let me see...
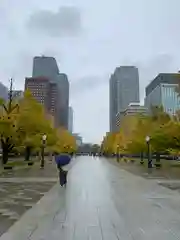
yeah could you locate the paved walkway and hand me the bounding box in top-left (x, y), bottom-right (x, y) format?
top-left (1, 156), bottom-right (180, 239)
top-left (0, 178), bottom-right (57, 183)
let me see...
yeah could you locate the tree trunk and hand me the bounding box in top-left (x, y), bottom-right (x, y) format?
top-left (1, 137), bottom-right (14, 165)
top-left (2, 147), bottom-right (8, 165)
top-left (25, 146), bottom-right (31, 161)
top-left (155, 152), bottom-right (161, 168)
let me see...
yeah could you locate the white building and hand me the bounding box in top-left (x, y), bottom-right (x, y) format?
top-left (123, 103), bottom-right (148, 116)
top-left (116, 102), bottom-right (148, 129)
top-left (12, 90), bottom-right (24, 100)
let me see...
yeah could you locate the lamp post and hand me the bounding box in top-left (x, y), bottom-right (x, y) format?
top-left (40, 134), bottom-right (47, 169)
top-left (117, 144), bottom-right (120, 162)
top-left (145, 136), bottom-right (152, 169)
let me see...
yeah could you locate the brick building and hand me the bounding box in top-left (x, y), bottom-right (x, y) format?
top-left (25, 77), bottom-right (59, 127)
top-left (32, 56), bottom-right (69, 129)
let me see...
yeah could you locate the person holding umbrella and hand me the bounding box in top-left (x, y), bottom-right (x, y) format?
top-left (55, 150), bottom-right (72, 187)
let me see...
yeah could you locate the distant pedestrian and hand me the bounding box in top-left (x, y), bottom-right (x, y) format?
top-left (55, 151), bottom-right (72, 187)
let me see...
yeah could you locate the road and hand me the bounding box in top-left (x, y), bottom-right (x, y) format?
top-left (1, 156), bottom-right (180, 239)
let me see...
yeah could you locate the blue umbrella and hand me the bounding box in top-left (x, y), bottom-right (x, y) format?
top-left (55, 154), bottom-right (71, 167)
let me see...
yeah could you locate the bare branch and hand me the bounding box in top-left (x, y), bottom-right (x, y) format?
top-left (11, 104), bottom-right (19, 113)
top-left (2, 104), bottom-right (8, 113)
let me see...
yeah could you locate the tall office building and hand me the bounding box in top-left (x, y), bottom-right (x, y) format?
top-left (68, 106), bottom-right (73, 133)
top-left (33, 56), bottom-right (59, 80)
top-left (109, 66), bottom-right (140, 132)
top-left (109, 74), bottom-right (118, 132)
top-left (56, 73), bottom-right (69, 129)
top-left (145, 73), bottom-right (180, 115)
top-left (32, 56), bottom-right (69, 129)
top-left (25, 77), bottom-right (59, 127)
top-left (145, 73), bottom-right (180, 97)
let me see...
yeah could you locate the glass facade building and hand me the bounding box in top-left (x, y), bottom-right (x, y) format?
top-left (109, 66), bottom-right (139, 132)
top-left (145, 83), bottom-right (180, 115)
top-left (145, 73), bottom-right (180, 97)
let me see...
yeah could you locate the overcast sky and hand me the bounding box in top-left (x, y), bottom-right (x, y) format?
top-left (1, 0), bottom-right (180, 143)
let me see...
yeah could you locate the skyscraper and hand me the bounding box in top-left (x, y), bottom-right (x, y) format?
top-left (145, 73), bottom-right (180, 97)
top-left (68, 106), bottom-right (73, 133)
top-left (32, 56), bottom-right (69, 129)
top-left (109, 66), bottom-right (140, 132)
top-left (32, 56), bottom-right (59, 80)
top-left (109, 74), bottom-right (118, 132)
top-left (25, 77), bottom-right (59, 126)
top-left (56, 73), bottom-right (69, 129)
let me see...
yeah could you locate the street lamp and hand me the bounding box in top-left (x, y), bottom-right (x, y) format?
top-left (117, 144), bottom-right (120, 162)
top-left (40, 134), bottom-right (47, 169)
top-left (145, 136), bottom-right (152, 169)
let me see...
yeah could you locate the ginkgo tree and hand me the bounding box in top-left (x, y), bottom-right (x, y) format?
top-left (151, 120), bottom-right (180, 154)
top-left (52, 127), bottom-right (77, 154)
top-left (16, 90), bottom-right (58, 160)
top-left (101, 106), bottom-right (175, 161)
top-left (0, 79), bottom-right (20, 164)
top-left (16, 91), bottom-right (77, 160)
top-left (101, 132), bottom-right (117, 156)
top-left (0, 81), bottom-right (78, 165)
top-left (126, 116), bottom-right (152, 154)
top-left (126, 106), bottom-right (171, 157)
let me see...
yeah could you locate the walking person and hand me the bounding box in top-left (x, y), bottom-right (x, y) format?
top-left (55, 151), bottom-right (72, 187)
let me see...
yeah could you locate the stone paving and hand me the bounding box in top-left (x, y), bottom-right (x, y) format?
top-left (0, 161), bottom-right (58, 237)
top-left (1, 156), bottom-right (180, 239)
top-left (110, 158), bottom-right (180, 180)
top-left (0, 181), bottom-right (56, 237)
top-left (110, 158), bottom-right (180, 192)
top-left (0, 159), bottom-right (57, 178)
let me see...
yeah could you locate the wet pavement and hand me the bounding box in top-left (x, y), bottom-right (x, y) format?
top-left (110, 158), bottom-right (180, 180)
top-left (1, 156), bottom-right (180, 239)
top-left (0, 181), bottom-right (56, 236)
top-left (0, 161), bottom-right (58, 237)
top-left (0, 159), bottom-right (57, 178)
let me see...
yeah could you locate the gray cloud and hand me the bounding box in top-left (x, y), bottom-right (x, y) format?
top-left (140, 54), bottom-right (176, 79)
top-left (27, 6), bottom-right (82, 37)
top-left (71, 54), bottom-right (178, 100)
top-left (70, 75), bottom-right (108, 96)
top-left (138, 54), bottom-right (178, 102)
